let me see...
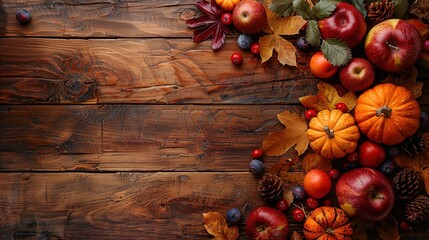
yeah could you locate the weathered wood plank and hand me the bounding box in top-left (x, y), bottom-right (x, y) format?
top-left (0, 38), bottom-right (316, 104)
top-left (0, 0), bottom-right (197, 38)
top-left (0, 105), bottom-right (299, 171)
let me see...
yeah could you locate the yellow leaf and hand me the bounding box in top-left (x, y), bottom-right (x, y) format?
top-left (203, 212), bottom-right (239, 240)
top-left (266, 8), bottom-right (306, 35)
top-left (299, 82), bottom-right (357, 112)
top-left (261, 111), bottom-right (309, 156)
top-left (269, 158), bottom-right (298, 176)
top-left (302, 153), bottom-right (332, 173)
top-left (382, 67), bottom-right (423, 98)
top-left (260, 35), bottom-right (297, 66)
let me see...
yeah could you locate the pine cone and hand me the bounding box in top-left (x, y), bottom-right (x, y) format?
top-left (401, 132), bottom-right (425, 157)
top-left (393, 168), bottom-right (420, 200)
top-left (258, 174), bottom-right (284, 203)
top-left (405, 195), bottom-right (429, 224)
top-left (367, 0), bottom-right (395, 25)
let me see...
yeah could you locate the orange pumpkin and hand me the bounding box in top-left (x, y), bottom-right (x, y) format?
top-left (307, 110), bottom-right (360, 159)
top-left (354, 83), bottom-right (420, 145)
top-left (215, 0), bottom-right (240, 11)
top-left (303, 206), bottom-right (353, 240)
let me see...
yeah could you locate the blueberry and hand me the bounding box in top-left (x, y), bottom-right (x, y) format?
top-left (226, 208), bottom-right (242, 225)
top-left (292, 186), bottom-right (305, 200)
top-left (379, 159), bottom-right (395, 175)
top-left (249, 159), bottom-right (264, 175)
top-left (421, 112), bottom-right (429, 125)
top-left (386, 145), bottom-right (401, 157)
top-left (237, 34), bottom-right (253, 50)
top-left (16, 9), bottom-right (31, 25)
top-left (296, 35), bottom-right (311, 51)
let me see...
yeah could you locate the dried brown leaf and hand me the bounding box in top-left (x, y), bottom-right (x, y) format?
top-left (352, 216), bottom-right (399, 240)
top-left (302, 153), bottom-right (332, 173)
top-left (382, 67), bottom-right (423, 98)
top-left (290, 231), bottom-right (303, 240)
top-left (299, 82), bottom-right (357, 112)
top-left (261, 111), bottom-right (309, 156)
top-left (269, 158), bottom-right (298, 176)
top-left (410, 0), bottom-right (429, 20)
top-left (203, 212), bottom-right (239, 240)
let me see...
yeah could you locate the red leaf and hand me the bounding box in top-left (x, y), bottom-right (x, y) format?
top-left (193, 24), bottom-right (217, 43)
top-left (197, 0), bottom-right (222, 18)
top-left (186, 16), bottom-right (217, 28)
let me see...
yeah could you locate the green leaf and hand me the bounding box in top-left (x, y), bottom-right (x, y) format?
top-left (320, 39), bottom-right (352, 66)
top-left (305, 20), bottom-right (320, 47)
top-left (349, 0), bottom-right (367, 17)
top-left (292, 0), bottom-right (316, 20)
top-left (392, 0), bottom-right (409, 19)
top-left (269, 0), bottom-right (294, 17)
top-left (314, 0), bottom-right (339, 19)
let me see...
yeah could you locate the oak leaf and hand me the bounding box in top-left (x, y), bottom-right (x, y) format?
top-left (260, 6), bottom-right (306, 66)
top-left (299, 82), bottom-right (357, 112)
top-left (261, 111), bottom-right (309, 156)
top-left (203, 212), bottom-right (239, 240)
top-left (393, 134), bottom-right (429, 195)
top-left (302, 153), bottom-right (332, 173)
top-left (382, 67), bottom-right (423, 98)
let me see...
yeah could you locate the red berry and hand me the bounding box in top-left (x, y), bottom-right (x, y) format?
top-left (251, 148), bottom-right (264, 159)
top-left (399, 220), bottom-right (412, 231)
top-left (335, 102), bottom-right (348, 113)
top-left (306, 197), bottom-right (319, 209)
top-left (220, 12), bottom-right (233, 26)
top-left (328, 168), bottom-right (340, 180)
top-left (275, 198), bottom-right (289, 212)
top-left (292, 208), bottom-right (305, 222)
top-left (424, 39), bottom-right (429, 53)
top-left (322, 198), bottom-right (332, 206)
top-left (231, 52), bottom-right (243, 66)
top-left (346, 151), bottom-right (359, 163)
top-left (305, 109), bottom-right (317, 120)
top-left (250, 42), bottom-right (260, 55)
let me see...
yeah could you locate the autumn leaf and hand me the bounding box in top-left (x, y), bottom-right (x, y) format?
top-left (290, 231), bottom-right (303, 240)
top-left (302, 153), bottom-right (332, 173)
top-left (282, 171), bottom-right (306, 207)
top-left (352, 216), bottom-right (399, 240)
top-left (382, 67), bottom-right (423, 98)
top-left (299, 81), bottom-right (357, 112)
top-left (261, 111), bottom-right (309, 156)
top-left (203, 212), bottom-right (239, 240)
top-left (269, 158), bottom-right (298, 176)
top-left (260, 6), bottom-right (306, 66)
top-left (393, 133), bottom-right (429, 195)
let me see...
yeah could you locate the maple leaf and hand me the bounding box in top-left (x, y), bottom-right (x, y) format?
top-left (261, 111), bottom-right (309, 156)
top-left (186, 0), bottom-right (231, 50)
top-left (302, 153), bottom-right (332, 173)
top-left (382, 67), bottom-right (423, 98)
top-left (393, 133), bottom-right (429, 195)
top-left (203, 212), bottom-right (239, 240)
top-left (268, 158), bottom-right (301, 207)
top-left (260, 6), bottom-right (306, 66)
top-left (352, 216), bottom-right (399, 240)
top-left (299, 81), bottom-right (357, 112)
top-left (290, 231), bottom-right (303, 240)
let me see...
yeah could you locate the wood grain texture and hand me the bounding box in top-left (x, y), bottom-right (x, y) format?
top-left (0, 38), bottom-right (316, 104)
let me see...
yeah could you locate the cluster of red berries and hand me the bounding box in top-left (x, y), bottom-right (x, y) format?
top-left (230, 43), bottom-right (260, 66)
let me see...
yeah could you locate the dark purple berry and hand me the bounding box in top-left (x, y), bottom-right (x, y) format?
top-left (226, 208), bottom-right (242, 225)
top-left (386, 145), bottom-right (401, 157)
top-left (237, 34), bottom-right (253, 50)
top-left (292, 185), bottom-right (305, 200)
top-left (296, 35), bottom-right (311, 51)
top-left (421, 112), bottom-right (429, 125)
top-left (16, 9), bottom-right (31, 25)
top-left (379, 159), bottom-right (395, 175)
top-left (249, 159), bottom-right (264, 175)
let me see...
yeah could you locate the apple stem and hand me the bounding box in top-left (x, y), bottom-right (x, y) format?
top-left (376, 106), bottom-right (392, 118)
top-left (323, 126), bottom-right (335, 138)
top-left (386, 42), bottom-right (400, 51)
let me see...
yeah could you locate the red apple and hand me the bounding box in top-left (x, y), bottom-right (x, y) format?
top-left (246, 206), bottom-right (289, 240)
top-left (365, 19), bottom-right (422, 72)
top-left (336, 168), bottom-right (394, 221)
top-left (339, 58), bottom-right (375, 92)
top-left (318, 2), bottom-right (367, 48)
top-left (232, 0), bottom-right (268, 35)
top-left (358, 140), bottom-right (386, 168)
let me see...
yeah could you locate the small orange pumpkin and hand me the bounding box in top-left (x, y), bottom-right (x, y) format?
top-left (303, 206), bottom-right (353, 240)
top-left (354, 83), bottom-right (420, 145)
top-left (307, 110), bottom-right (360, 159)
top-left (215, 0), bottom-right (240, 11)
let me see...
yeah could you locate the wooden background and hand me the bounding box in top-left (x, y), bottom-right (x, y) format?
top-left (0, 0), bottom-right (428, 239)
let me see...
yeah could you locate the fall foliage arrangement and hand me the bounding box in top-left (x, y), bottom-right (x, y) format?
top-left (185, 0), bottom-right (429, 239)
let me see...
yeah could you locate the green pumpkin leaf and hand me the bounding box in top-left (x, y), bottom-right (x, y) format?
top-left (320, 39), bottom-right (352, 66)
top-left (314, 0), bottom-right (340, 19)
top-left (292, 0), bottom-right (316, 20)
top-left (305, 20), bottom-right (321, 47)
top-left (348, 0), bottom-right (367, 17)
top-left (269, 0), bottom-right (294, 17)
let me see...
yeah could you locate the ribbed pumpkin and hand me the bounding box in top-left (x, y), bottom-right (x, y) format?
top-left (303, 206), bottom-right (353, 240)
top-left (354, 83), bottom-right (420, 145)
top-left (307, 110), bottom-right (360, 159)
top-left (215, 0), bottom-right (240, 11)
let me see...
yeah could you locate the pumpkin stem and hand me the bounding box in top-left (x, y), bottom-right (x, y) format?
top-left (376, 106), bottom-right (392, 118)
top-left (323, 126), bottom-right (335, 138)
top-left (326, 228), bottom-right (335, 235)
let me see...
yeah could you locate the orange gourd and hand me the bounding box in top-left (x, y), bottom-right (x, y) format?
top-left (215, 0), bottom-right (240, 11)
top-left (354, 83), bottom-right (420, 145)
top-left (303, 206), bottom-right (353, 240)
top-left (307, 110), bottom-right (360, 159)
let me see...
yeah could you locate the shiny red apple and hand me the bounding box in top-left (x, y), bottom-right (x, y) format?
top-left (318, 2), bottom-right (367, 48)
top-left (365, 19), bottom-right (422, 72)
top-left (339, 57), bottom-right (375, 92)
top-left (232, 0), bottom-right (268, 35)
top-left (336, 168), bottom-right (394, 221)
top-left (246, 206), bottom-right (289, 240)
